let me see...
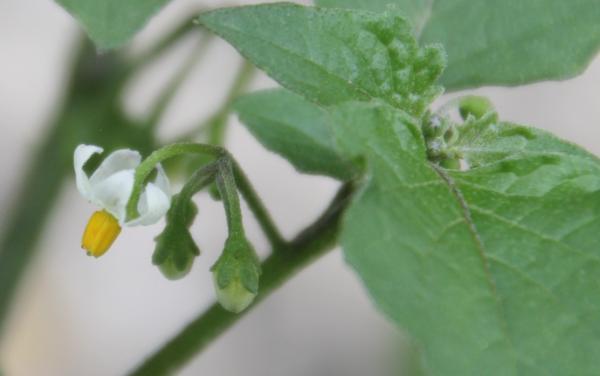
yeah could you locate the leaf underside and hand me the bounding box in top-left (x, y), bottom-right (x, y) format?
top-left (235, 89), bottom-right (355, 180)
top-left (56, 0), bottom-right (171, 49)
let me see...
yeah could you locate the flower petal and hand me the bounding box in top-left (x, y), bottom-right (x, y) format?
top-left (89, 149), bottom-right (141, 186)
top-left (90, 169), bottom-right (135, 223)
top-left (126, 182), bottom-right (170, 226)
top-left (154, 164), bottom-right (171, 197)
top-left (74, 144), bottom-right (103, 201)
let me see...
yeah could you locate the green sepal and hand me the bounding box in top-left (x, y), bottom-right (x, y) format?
top-left (211, 234), bottom-right (261, 313)
top-left (152, 194), bottom-right (200, 280)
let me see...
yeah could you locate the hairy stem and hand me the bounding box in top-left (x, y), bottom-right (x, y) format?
top-left (208, 59), bottom-right (255, 145)
top-left (179, 162), bottom-right (219, 200)
top-left (215, 158), bottom-right (245, 236)
top-left (126, 143), bottom-right (224, 221)
top-left (231, 160), bottom-right (285, 248)
top-left (128, 182), bottom-right (354, 376)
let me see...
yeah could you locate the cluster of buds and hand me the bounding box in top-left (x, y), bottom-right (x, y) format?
top-left (74, 144), bottom-right (261, 313)
top-left (422, 96), bottom-right (495, 169)
top-left (422, 114), bottom-right (462, 169)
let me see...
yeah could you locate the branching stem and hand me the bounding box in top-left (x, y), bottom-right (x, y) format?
top-left (215, 158), bottom-right (245, 236)
top-left (126, 144), bottom-right (284, 251)
top-left (128, 182), bottom-right (354, 376)
top-left (231, 160), bottom-right (286, 248)
top-left (126, 143), bottom-right (224, 221)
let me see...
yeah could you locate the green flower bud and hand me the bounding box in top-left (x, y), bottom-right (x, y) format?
top-left (458, 96), bottom-right (494, 120)
top-left (422, 114), bottom-right (446, 139)
top-left (443, 124), bottom-right (459, 144)
top-left (157, 253), bottom-right (195, 280)
top-left (211, 235), bottom-right (261, 313)
top-left (153, 195), bottom-right (200, 280)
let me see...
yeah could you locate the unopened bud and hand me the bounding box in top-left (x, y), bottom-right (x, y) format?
top-left (211, 235), bottom-right (261, 313)
top-left (459, 96), bottom-right (494, 120)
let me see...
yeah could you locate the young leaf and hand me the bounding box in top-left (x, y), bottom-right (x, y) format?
top-left (235, 89), bottom-right (355, 180)
top-left (328, 101), bottom-right (600, 374)
top-left (56, 0), bottom-right (172, 49)
top-left (316, 0), bottom-right (600, 90)
top-left (315, 0), bottom-right (431, 32)
top-left (199, 4), bottom-right (445, 117)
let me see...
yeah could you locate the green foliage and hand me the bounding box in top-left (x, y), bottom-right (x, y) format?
top-left (202, 2), bottom-right (600, 373)
top-left (211, 235), bottom-right (261, 313)
top-left (25, 1), bottom-right (600, 373)
top-left (235, 84), bottom-right (600, 373)
top-left (153, 194), bottom-right (200, 280)
top-left (199, 3), bottom-right (445, 117)
top-left (235, 89), bottom-right (355, 180)
top-left (327, 101), bottom-right (600, 374)
top-left (316, 0), bottom-right (600, 89)
top-left (56, 0), bottom-right (172, 49)
top-left (315, 0), bottom-right (431, 32)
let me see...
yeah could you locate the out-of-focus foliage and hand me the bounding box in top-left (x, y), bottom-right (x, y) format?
top-left (56, 0), bottom-right (172, 49)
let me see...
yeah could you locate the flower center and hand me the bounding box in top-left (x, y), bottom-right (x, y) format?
top-left (81, 210), bottom-right (122, 257)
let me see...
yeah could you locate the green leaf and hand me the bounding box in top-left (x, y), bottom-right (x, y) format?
top-left (328, 101), bottom-right (600, 374)
top-left (199, 4), bottom-right (445, 117)
top-left (446, 110), bottom-right (598, 172)
top-left (316, 0), bottom-right (600, 89)
top-left (315, 0), bottom-right (431, 32)
top-left (235, 89), bottom-right (355, 180)
top-left (153, 194), bottom-right (200, 280)
top-left (56, 0), bottom-right (171, 49)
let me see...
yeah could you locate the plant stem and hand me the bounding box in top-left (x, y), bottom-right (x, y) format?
top-left (208, 59), bottom-right (255, 145)
top-left (128, 182), bottom-right (355, 376)
top-left (126, 143), bottom-right (224, 221)
top-left (179, 162), bottom-right (219, 200)
top-left (215, 158), bottom-right (245, 236)
top-left (0, 108), bottom-right (72, 334)
top-left (174, 59), bottom-right (255, 143)
top-left (231, 160), bottom-right (286, 248)
top-left (125, 12), bottom-right (202, 72)
top-left (145, 34), bottom-right (213, 132)
top-left (0, 38), bottom-right (139, 334)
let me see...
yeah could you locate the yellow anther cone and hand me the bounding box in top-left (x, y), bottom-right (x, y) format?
top-left (81, 210), bottom-right (121, 257)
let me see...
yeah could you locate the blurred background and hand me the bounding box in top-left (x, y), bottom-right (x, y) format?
top-left (0, 0), bottom-right (599, 375)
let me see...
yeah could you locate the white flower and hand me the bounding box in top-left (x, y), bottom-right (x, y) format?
top-left (74, 144), bottom-right (171, 256)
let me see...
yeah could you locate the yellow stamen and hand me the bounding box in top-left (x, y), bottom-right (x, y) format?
top-left (81, 210), bottom-right (121, 257)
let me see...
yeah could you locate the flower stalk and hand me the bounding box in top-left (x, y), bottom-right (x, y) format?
top-left (129, 182), bottom-right (355, 376)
